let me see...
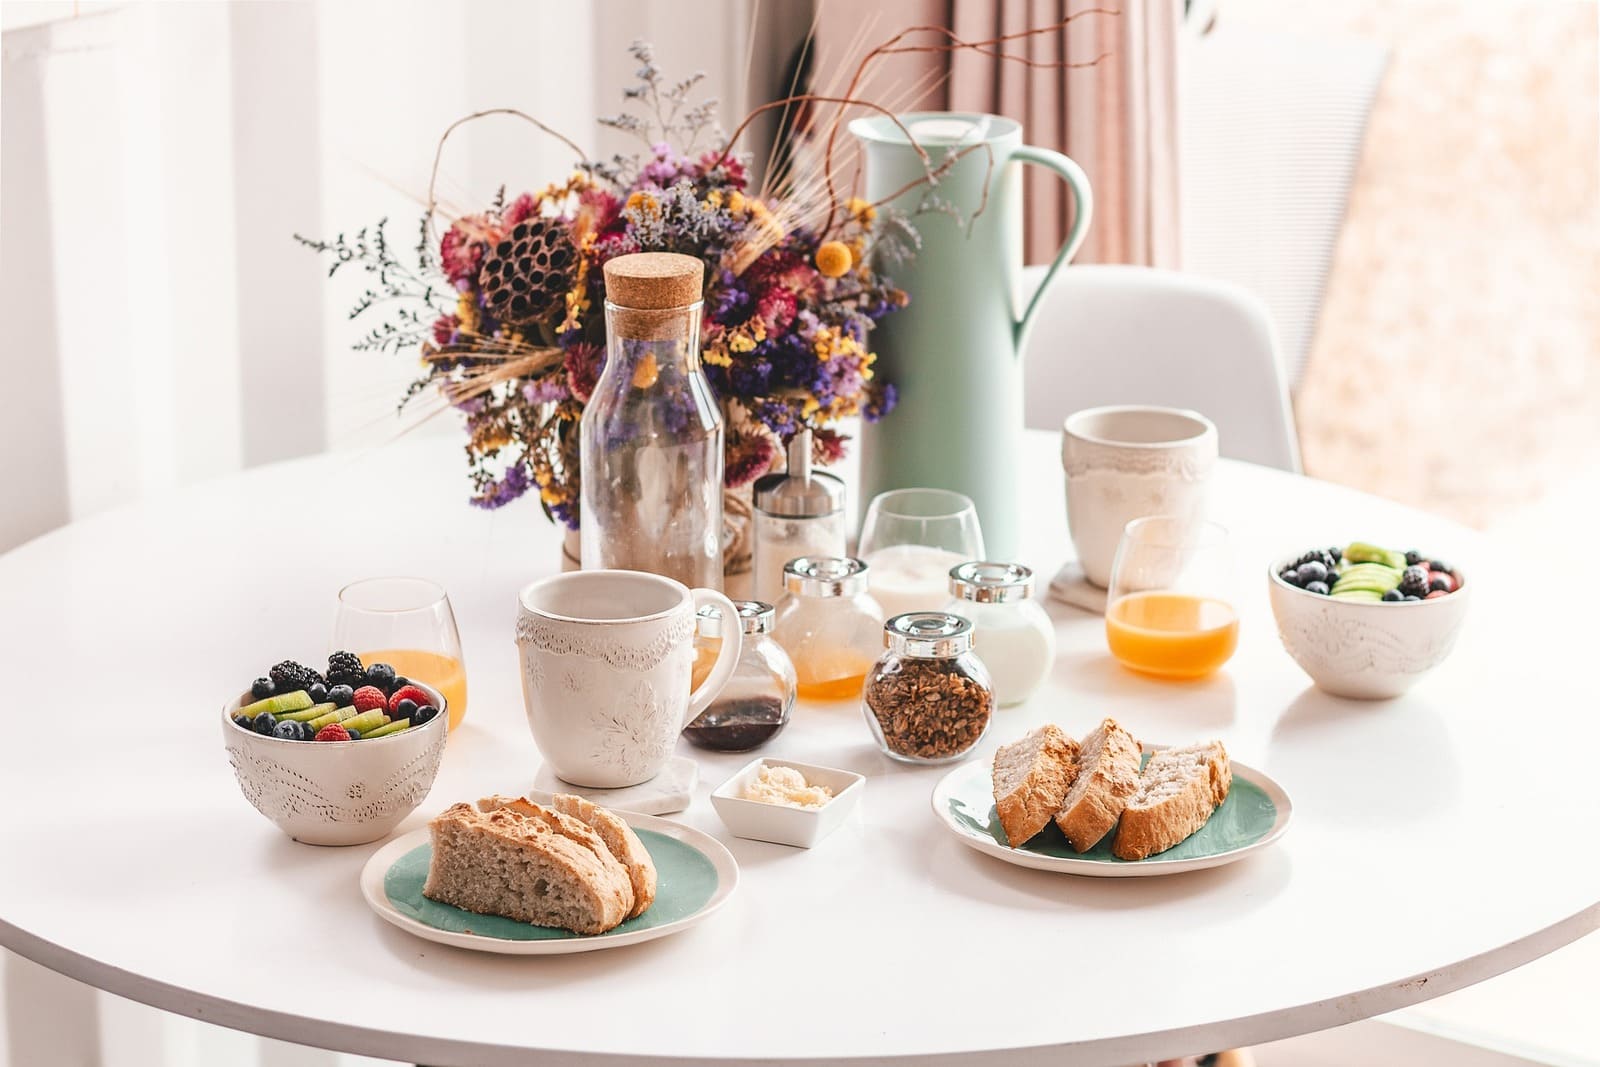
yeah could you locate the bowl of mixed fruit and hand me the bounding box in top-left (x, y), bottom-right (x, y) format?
top-left (1268, 541), bottom-right (1470, 699)
top-left (221, 652), bottom-right (449, 845)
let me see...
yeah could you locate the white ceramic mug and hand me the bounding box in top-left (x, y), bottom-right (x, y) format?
top-left (516, 570), bottom-right (743, 788)
top-left (1062, 406), bottom-right (1218, 588)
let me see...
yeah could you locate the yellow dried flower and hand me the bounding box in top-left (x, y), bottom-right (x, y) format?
top-left (815, 241), bottom-right (852, 278)
top-left (727, 190), bottom-right (747, 214)
top-left (631, 352), bottom-right (659, 389)
top-left (847, 197), bottom-right (876, 223)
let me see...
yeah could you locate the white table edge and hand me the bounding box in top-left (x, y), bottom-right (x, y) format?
top-left (5, 901), bottom-right (1596, 1065)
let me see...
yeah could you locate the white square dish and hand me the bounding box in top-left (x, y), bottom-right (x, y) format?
top-left (710, 758), bottom-right (864, 848)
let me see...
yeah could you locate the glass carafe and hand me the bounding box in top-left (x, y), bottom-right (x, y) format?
top-left (580, 252), bottom-right (724, 589)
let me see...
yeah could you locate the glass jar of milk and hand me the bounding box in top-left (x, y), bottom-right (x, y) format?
top-left (941, 562), bottom-right (1055, 707)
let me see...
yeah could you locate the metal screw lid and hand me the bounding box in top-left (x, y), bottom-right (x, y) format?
top-left (884, 612), bottom-right (974, 658)
top-left (697, 601), bottom-right (775, 638)
top-left (948, 561), bottom-right (1036, 604)
top-left (753, 430), bottom-right (845, 518)
top-left (783, 556), bottom-right (869, 598)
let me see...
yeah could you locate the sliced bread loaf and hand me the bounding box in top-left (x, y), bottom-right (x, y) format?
top-left (1053, 718), bottom-right (1142, 852)
top-left (992, 725), bottom-right (1080, 846)
top-left (1112, 741), bottom-right (1231, 860)
top-left (423, 797), bottom-right (634, 934)
top-left (553, 793), bottom-right (657, 918)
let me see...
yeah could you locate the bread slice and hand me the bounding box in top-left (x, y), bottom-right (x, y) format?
top-left (992, 725), bottom-right (1080, 846)
top-left (552, 793), bottom-right (657, 918)
top-left (423, 797), bottom-right (634, 934)
top-left (1053, 718), bottom-right (1142, 851)
top-left (1113, 741), bottom-right (1232, 860)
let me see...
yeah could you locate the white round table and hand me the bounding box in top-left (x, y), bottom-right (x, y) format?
top-left (1, 431), bottom-right (1595, 1066)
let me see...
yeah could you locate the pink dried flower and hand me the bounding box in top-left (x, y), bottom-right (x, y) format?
top-left (725, 429), bottom-right (779, 488)
top-left (502, 192), bottom-right (538, 226)
top-left (563, 342), bottom-right (603, 403)
top-left (440, 224), bottom-right (485, 287)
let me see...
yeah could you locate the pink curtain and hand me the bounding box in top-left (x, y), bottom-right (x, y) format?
top-left (814, 0), bottom-right (1182, 267)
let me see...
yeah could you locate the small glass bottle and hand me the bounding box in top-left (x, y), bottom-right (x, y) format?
top-left (683, 601), bottom-right (797, 752)
top-left (941, 562), bottom-right (1055, 707)
top-left (863, 612), bottom-right (994, 764)
top-left (690, 604), bottom-right (724, 691)
top-left (751, 429), bottom-right (847, 603)
top-left (580, 252), bottom-right (724, 589)
top-left (772, 557), bottom-right (885, 701)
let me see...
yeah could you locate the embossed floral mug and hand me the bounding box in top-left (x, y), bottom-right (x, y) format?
top-left (1063, 406), bottom-right (1219, 588)
top-left (516, 570), bottom-right (742, 788)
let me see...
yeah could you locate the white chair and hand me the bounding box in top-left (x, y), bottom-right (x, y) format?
top-left (1020, 264), bottom-right (1302, 473)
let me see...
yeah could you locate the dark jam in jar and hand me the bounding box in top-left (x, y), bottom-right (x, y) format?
top-left (682, 696), bottom-right (789, 752)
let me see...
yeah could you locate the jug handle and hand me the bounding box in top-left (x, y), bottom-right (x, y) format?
top-left (1009, 145), bottom-right (1094, 354)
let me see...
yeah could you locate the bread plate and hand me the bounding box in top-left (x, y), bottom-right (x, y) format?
top-left (359, 809), bottom-right (738, 954)
top-left (931, 747), bottom-right (1291, 877)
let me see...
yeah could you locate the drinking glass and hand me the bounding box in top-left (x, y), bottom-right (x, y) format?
top-left (332, 577), bottom-right (468, 730)
top-left (858, 489), bottom-right (986, 619)
top-left (1104, 517), bottom-right (1238, 679)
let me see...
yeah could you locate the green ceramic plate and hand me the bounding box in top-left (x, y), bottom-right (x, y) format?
top-left (931, 748), bottom-right (1291, 877)
top-left (359, 811), bottom-right (738, 953)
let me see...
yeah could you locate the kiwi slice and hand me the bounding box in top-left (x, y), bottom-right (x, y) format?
top-left (362, 718), bottom-right (410, 739)
top-left (306, 704), bottom-right (362, 731)
top-left (236, 691), bottom-right (313, 718)
top-left (339, 709), bottom-right (390, 735)
top-left (281, 702), bottom-right (336, 723)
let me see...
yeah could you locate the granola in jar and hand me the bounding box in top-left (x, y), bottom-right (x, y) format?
top-left (863, 612), bottom-right (993, 763)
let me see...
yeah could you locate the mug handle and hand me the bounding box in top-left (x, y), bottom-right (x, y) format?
top-left (1009, 145), bottom-right (1094, 353)
top-left (685, 590), bottom-right (743, 726)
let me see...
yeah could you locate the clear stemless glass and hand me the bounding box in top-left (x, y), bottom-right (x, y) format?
top-left (332, 577), bottom-right (468, 731)
top-left (857, 488), bottom-right (986, 619)
top-left (1105, 517), bottom-right (1238, 679)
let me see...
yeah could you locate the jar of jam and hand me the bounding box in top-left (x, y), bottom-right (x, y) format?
top-left (863, 612), bottom-right (994, 764)
top-left (683, 601), bottom-right (797, 752)
top-left (772, 557), bottom-right (885, 701)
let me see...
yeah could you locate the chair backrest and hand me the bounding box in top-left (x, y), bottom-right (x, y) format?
top-left (1020, 264), bottom-right (1302, 472)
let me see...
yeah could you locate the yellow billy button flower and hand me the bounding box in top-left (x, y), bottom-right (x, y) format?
top-left (847, 197), bottom-right (877, 223)
top-left (815, 240), bottom-right (852, 278)
top-left (727, 190), bottom-right (747, 214)
top-left (631, 352), bottom-right (659, 389)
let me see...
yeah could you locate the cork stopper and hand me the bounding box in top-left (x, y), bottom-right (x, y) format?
top-left (603, 252), bottom-right (704, 310)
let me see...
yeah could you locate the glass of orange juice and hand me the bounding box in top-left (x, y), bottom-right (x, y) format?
top-left (1105, 518), bottom-right (1238, 679)
top-left (333, 577), bottom-right (468, 730)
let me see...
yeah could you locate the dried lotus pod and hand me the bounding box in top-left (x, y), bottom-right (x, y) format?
top-left (478, 217), bottom-right (576, 325)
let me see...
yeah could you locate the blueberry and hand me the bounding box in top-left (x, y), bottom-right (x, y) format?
top-left (346, 728), bottom-right (361, 740)
top-left (232, 714), bottom-right (253, 729)
top-left (250, 677), bottom-right (275, 699)
top-left (307, 682), bottom-right (328, 704)
top-left (252, 711), bottom-right (278, 734)
top-left (389, 675), bottom-right (408, 694)
top-left (366, 663), bottom-right (396, 690)
top-left (328, 684), bottom-right (354, 707)
top-left (1329, 546), bottom-right (1344, 562)
top-left (272, 720), bottom-right (300, 739)
top-left (1429, 559), bottom-right (1451, 575)
top-left (414, 704), bottom-right (439, 726)
top-left (1405, 594), bottom-right (1422, 601)
top-left (1305, 580), bottom-right (1330, 595)
top-left (1280, 567), bottom-right (1304, 587)
top-left (1404, 549), bottom-right (1423, 567)
top-left (1296, 560), bottom-right (1329, 585)
top-left (396, 698), bottom-right (418, 717)
top-left (1382, 589), bottom-right (1405, 602)
top-left (1429, 575), bottom-right (1452, 593)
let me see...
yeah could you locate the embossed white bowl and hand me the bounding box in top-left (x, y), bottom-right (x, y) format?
top-left (221, 681), bottom-right (448, 846)
top-left (1268, 559), bottom-right (1471, 699)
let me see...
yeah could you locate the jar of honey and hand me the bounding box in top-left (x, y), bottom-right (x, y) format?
top-left (772, 557), bottom-right (885, 701)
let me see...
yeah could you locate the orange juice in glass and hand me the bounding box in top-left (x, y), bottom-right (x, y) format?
top-left (334, 578), bottom-right (468, 730)
top-left (1105, 518), bottom-right (1238, 679)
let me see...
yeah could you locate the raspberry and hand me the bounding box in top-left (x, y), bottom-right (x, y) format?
top-left (314, 723), bottom-right (351, 742)
top-left (351, 686), bottom-right (388, 712)
top-left (388, 685), bottom-right (430, 714)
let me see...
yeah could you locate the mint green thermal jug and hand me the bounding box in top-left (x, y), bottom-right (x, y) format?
top-left (851, 112), bottom-right (1092, 559)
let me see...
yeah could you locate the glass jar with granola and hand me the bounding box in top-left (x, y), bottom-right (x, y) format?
top-left (863, 612), bottom-right (994, 763)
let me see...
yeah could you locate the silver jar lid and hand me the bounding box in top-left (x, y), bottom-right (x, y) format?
top-left (697, 600), bottom-right (775, 638)
top-left (948, 561), bottom-right (1036, 604)
top-left (753, 429), bottom-right (845, 519)
top-left (783, 556), bottom-right (869, 597)
top-left (884, 612), bottom-right (974, 657)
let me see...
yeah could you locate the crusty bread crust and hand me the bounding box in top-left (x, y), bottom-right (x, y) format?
top-left (423, 797), bottom-right (634, 934)
top-left (1053, 718), bottom-right (1141, 852)
top-left (1112, 742), bottom-right (1231, 860)
top-left (553, 793), bottom-right (657, 918)
top-left (992, 725), bottom-right (1080, 847)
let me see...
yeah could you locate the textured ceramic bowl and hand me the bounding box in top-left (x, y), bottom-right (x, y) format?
top-left (221, 680), bottom-right (448, 846)
top-left (711, 758), bottom-right (864, 849)
top-left (1267, 558), bottom-right (1471, 699)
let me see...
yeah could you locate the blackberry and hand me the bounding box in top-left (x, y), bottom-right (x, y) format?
top-left (1296, 548), bottom-right (1337, 571)
top-left (269, 660), bottom-right (324, 695)
top-left (1399, 565), bottom-right (1430, 598)
top-left (326, 651), bottom-right (366, 690)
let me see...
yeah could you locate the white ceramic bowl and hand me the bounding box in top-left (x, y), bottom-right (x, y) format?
top-left (1267, 557), bottom-right (1471, 699)
top-left (711, 758), bottom-right (864, 849)
top-left (221, 681), bottom-right (449, 846)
